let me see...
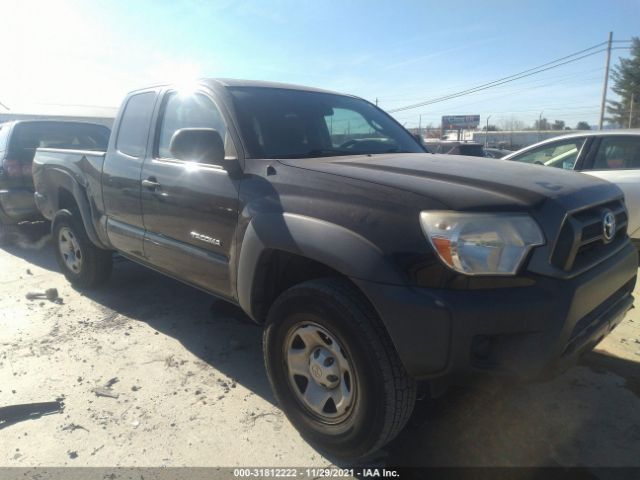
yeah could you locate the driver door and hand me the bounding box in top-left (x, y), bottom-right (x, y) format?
top-left (140, 89), bottom-right (240, 298)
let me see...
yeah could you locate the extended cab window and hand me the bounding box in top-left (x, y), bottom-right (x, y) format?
top-left (157, 92), bottom-right (227, 159)
top-left (116, 92), bottom-right (156, 157)
top-left (590, 136), bottom-right (640, 170)
top-left (510, 138), bottom-right (585, 169)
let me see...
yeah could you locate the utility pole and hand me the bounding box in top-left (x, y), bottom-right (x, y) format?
top-left (538, 111), bottom-right (544, 141)
top-left (418, 114), bottom-right (422, 137)
top-left (375, 97), bottom-right (378, 106)
top-left (630, 92), bottom-right (635, 129)
top-left (485, 115), bottom-right (491, 147)
top-left (598, 31), bottom-right (613, 131)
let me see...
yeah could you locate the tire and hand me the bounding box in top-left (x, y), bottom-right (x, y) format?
top-left (0, 217), bottom-right (17, 246)
top-left (263, 277), bottom-right (416, 460)
top-left (52, 209), bottom-right (113, 288)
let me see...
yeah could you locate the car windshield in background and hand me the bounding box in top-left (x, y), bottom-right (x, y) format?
top-left (8, 123), bottom-right (110, 160)
top-left (459, 144), bottom-right (485, 156)
top-left (229, 87), bottom-right (424, 159)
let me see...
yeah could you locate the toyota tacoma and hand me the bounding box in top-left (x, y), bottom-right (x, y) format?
top-left (32, 79), bottom-right (637, 459)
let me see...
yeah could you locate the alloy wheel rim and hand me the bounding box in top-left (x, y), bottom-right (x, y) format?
top-left (58, 226), bottom-right (83, 273)
top-left (284, 322), bottom-right (356, 424)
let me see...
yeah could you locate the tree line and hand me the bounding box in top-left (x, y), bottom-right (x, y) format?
top-left (607, 37), bottom-right (639, 128)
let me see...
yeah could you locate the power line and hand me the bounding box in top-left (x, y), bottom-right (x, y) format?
top-left (389, 74), bottom-right (605, 121)
top-left (379, 66), bottom-right (604, 104)
top-left (387, 42), bottom-right (608, 113)
top-left (381, 42), bottom-right (608, 104)
top-left (389, 48), bottom-right (607, 113)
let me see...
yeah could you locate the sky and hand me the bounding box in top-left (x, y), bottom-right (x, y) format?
top-left (1, 0), bottom-right (639, 129)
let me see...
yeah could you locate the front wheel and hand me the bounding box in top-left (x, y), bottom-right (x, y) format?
top-left (52, 209), bottom-right (113, 288)
top-left (263, 278), bottom-right (416, 460)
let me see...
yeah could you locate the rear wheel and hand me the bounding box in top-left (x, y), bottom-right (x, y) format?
top-left (0, 217), bottom-right (17, 246)
top-left (263, 278), bottom-right (416, 460)
top-left (52, 210), bottom-right (112, 288)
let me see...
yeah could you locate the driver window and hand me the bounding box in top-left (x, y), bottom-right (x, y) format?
top-left (512, 138), bottom-right (585, 169)
top-left (157, 92), bottom-right (227, 159)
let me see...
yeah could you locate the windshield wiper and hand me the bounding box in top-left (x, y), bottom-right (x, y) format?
top-left (382, 148), bottom-right (413, 154)
top-left (266, 148), bottom-right (415, 159)
top-left (266, 149), bottom-right (355, 159)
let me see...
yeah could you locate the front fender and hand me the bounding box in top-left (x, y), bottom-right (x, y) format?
top-left (236, 213), bottom-right (405, 319)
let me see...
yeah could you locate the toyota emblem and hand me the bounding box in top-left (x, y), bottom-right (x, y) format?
top-left (602, 210), bottom-right (616, 243)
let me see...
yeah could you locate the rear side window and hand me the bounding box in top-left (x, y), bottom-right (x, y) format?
top-left (590, 136), bottom-right (640, 170)
top-left (8, 123), bottom-right (109, 160)
top-left (116, 92), bottom-right (156, 157)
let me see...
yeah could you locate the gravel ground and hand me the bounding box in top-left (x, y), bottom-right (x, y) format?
top-left (1, 225), bottom-right (639, 468)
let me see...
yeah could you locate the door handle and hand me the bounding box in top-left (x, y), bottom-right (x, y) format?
top-left (141, 178), bottom-right (161, 190)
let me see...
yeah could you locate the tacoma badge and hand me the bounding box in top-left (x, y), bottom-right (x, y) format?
top-left (190, 231), bottom-right (221, 246)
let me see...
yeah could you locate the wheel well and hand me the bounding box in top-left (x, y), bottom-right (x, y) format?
top-left (251, 250), bottom-right (350, 323)
top-left (57, 188), bottom-right (78, 211)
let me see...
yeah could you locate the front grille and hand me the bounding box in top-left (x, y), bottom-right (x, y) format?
top-left (551, 199), bottom-right (628, 272)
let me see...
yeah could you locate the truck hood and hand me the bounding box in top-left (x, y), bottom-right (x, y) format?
top-left (278, 153), bottom-right (621, 211)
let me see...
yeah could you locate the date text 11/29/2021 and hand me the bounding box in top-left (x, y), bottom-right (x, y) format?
top-left (232, 468), bottom-right (399, 478)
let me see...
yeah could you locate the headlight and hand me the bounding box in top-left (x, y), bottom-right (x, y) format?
top-left (420, 211), bottom-right (545, 275)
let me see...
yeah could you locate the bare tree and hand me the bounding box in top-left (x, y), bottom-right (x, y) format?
top-left (499, 116), bottom-right (527, 131)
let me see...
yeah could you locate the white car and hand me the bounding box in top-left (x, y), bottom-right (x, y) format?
top-left (503, 130), bottom-right (640, 249)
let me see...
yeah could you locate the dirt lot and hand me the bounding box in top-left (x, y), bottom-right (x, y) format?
top-left (1, 225), bottom-right (640, 468)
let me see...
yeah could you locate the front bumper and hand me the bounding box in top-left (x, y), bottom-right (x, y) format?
top-left (0, 188), bottom-right (41, 224)
top-left (353, 242), bottom-right (637, 383)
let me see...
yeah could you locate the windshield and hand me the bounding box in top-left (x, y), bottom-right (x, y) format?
top-left (229, 87), bottom-right (424, 159)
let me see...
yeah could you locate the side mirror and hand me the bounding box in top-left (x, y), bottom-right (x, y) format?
top-left (169, 128), bottom-right (225, 165)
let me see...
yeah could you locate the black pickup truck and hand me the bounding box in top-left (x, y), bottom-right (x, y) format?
top-left (0, 120), bottom-right (109, 241)
top-left (32, 79), bottom-right (637, 459)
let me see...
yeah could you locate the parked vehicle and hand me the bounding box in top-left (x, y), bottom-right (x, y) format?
top-left (503, 130), bottom-right (640, 249)
top-left (0, 120), bottom-right (110, 241)
top-left (32, 80), bottom-right (637, 459)
top-left (483, 147), bottom-right (512, 158)
top-left (424, 140), bottom-right (485, 157)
